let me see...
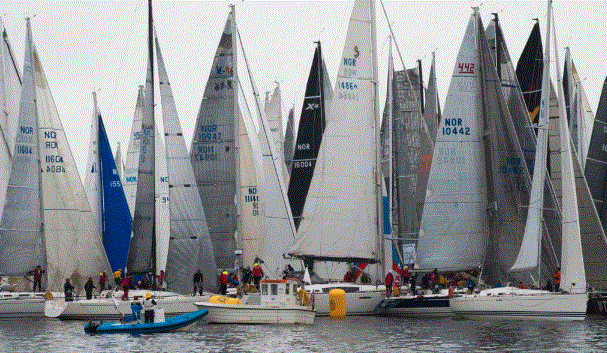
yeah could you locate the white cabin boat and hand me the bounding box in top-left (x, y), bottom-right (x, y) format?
top-left (44, 290), bottom-right (209, 320)
top-left (449, 287), bottom-right (587, 320)
top-left (195, 278), bottom-right (314, 324)
top-left (305, 283), bottom-right (384, 316)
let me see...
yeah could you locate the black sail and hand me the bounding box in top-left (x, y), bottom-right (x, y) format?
top-left (287, 43), bottom-right (327, 229)
top-left (585, 78), bottom-right (607, 230)
top-left (515, 22), bottom-right (543, 124)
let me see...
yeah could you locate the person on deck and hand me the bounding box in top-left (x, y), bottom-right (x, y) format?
top-left (385, 271), bottom-right (394, 298)
top-left (143, 292), bottom-right (156, 323)
top-left (402, 266), bottom-right (410, 286)
top-left (98, 271), bottom-right (107, 292)
top-left (30, 265), bottom-right (44, 292)
top-left (121, 276), bottom-right (131, 300)
top-left (219, 271), bottom-right (229, 295)
top-left (518, 281), bottom-right (528, 289)
top-left (228, 273), bottom-right (239, 287)
top-left (343, 269), bottom-right (355, 283)
top-left (64, 278), bottom-right (74, 302)
top-left (84, 277), bottom-right (95, 300)
top-left (114, 269), bottom-right (122, 289)
top-left (131, 296), bottom-right (142, 322)
top-left (252, 263), bottom-right (263, 287)
top-left (157, 270), bottom-right (165, 289)
top-left (193, 270), bottom-right (203, 296)
top-left (552, 267), bottom-right (561, 292)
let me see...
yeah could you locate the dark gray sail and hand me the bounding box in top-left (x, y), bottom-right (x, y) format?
top-left (127, 2), bottom-right (156, 275)
top-left (485, 17), bottom-right (562, 286)
top-left (424, 52), bottom-right (440, 143)
top-left (190, 14), bottom-right (238, 270)
top-left (380, 64), bottom-right (433, 257)
top-left (586, 77), bottom-right (607, 229)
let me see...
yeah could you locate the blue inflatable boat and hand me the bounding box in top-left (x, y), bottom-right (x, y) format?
top-left (84, 309), bottom-right (208, 334)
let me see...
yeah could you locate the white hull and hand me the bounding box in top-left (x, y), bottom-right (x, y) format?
top-left (306, 283), bottom-right (385, 316)
top-left (0, 292), bottom-right (59, 317)
top-left (449, 288), bottom-right (588, 321)
top-left (45, 290), bottom-right (209, 320)
top-left (195, 302), bottom-right (314, 325)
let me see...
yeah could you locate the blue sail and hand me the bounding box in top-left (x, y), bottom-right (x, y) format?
top-left (99, 115), bottom-right (132, 272)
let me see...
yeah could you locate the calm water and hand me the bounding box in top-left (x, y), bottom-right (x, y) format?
top-left (1, 315), bottom-right (607, 352)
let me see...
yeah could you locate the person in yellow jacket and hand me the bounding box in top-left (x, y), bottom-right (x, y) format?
top-left (113, 269), bottom-right (122, 289)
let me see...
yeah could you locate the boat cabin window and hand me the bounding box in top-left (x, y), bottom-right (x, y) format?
top-left (261, 284), bottom-right (268, 295)
top-left (293, 284), bottom-right (298, 295)
top-left (285, 283), bottom-right (290, 295)
top-left (271, 284), bottom-right (278, 295)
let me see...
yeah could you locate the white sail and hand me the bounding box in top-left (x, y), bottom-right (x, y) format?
top-left (156, 35), bottom-right (217, 294)
top-left (264, 84), bottom-right (289, 186)
top-left (0, 20), bottom-right (22, 217)
top-left (289, 0), bottom-right (380, 268)
top-left (416, 14), bottom-right (487, 271)
top-left (570, 60), bottom-right (594, 168)
top-left (34, 42), bottom-right (111, 292)
top-left (552, 20), bottom-right (585, 294)
top-left (84, 92), bottom-right (103, 239)
top-left (238, 33), bottom-right (301, 278)
top-left (155, 122), bottom-right (170, 273)
top-left (123, 86), bottom-right (144, 218)
top-left (510, 5), bottom-right (553, 273)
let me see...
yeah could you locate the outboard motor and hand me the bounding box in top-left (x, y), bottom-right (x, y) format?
top-left (85, 320), bottom-right (102, 334)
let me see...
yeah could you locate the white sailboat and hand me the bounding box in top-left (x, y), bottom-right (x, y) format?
top-left (2, 18), bottom-right (111, 317)
top-left (450, 1), bottom-right (588, 321)
top-left (287, 0), bottom-right (386, 316)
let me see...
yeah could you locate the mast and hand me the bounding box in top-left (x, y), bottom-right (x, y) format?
top-left (371, 0), bottom-right (383, 280)
top-left (148, 0), bottom-right (156, 279)
top-left (230, 4), bottom-right (243, 274)
top-left (387, 35), bottom-right (394, 274)
top-left (93, 91), bottom-right (104, 243)
top-left (417, 59), bottom-right (424, 115)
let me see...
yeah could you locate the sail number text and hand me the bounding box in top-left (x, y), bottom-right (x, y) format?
top-left (441, 118), bottom-right (470, 136)
top-left (198, 125), bottom-right (222, 141)
top-left (43, 131), bottom-right (65, 173)
top-left (193, 145), bottom-right (218, 161)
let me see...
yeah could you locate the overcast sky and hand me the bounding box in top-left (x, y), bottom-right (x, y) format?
top-left (0, 0), bottom-right (605, 177)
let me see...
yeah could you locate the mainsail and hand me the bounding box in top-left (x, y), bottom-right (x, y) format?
top-left (289, 0), bottom-right (381, 277)
top-left (263, 84), bottom-right (289, 186)
top-left (0, 20), bottom-right (22, 217)
top-left (156, 36), bottom-right (217, 294)
top-left (416, 13), bottom-right (487, 272)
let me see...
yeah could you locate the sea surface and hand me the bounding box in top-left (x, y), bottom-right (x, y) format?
top-left (1, 314), bottom-right (607, 352)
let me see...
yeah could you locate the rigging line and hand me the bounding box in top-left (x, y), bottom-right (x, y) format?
top-left (108, 0), bottom-right (143, 128)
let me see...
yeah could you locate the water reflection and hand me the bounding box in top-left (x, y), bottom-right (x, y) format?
top-left (0, 315), bottom-right (606, 352)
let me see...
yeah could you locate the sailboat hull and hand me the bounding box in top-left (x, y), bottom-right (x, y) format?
top-left (0, 292), bottom-right (62, 317)
top-left (449, 288), bottom-right (587, 321)
top-left (306, 283), bottom-right (385, 316)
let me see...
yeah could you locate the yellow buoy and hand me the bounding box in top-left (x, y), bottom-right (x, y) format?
top-left (329, 288), bottom-right (346, 318)
top-left (209, 295), bottom-right (242, 305)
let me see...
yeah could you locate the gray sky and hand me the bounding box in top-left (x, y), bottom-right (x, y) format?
top-left (0, 0), bottom-right (605, 177)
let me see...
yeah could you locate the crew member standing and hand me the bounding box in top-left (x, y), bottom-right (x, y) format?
top-left (143, 292), bottom-right (156, 323)
top-left (30, 266), bottom-right (44, 292)
top-left (552, 267), bottom-right (561, 292)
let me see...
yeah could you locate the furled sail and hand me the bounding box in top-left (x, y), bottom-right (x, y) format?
top-left (424, 51), bottom-right (440, 143)
top-left (283, 105), bottom-right (294, 174)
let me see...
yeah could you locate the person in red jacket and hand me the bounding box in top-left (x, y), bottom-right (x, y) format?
top-left (30, 265), bottom-right (44, 292)
top-left (121, 276), bottom-right (131, 300)
top-left (219, 271), bottom-right (229, 295)
top-left (98, 272), bottom-right (107, 293)
top-left (385, 272), bottom-right (394, 298)
top-left (252, 263), bottom-right (264, 287)
top-left (552, 267), bottom-right (561, 292)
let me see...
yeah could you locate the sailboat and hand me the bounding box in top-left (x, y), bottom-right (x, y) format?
top-left (2, 18), bottom-right (112, 317)
top-left (287, 0), bottom-right (387, 316)
top-left (84, 91), bottom-right (132, 274)
top-left (449, 1), bottom-right (588, 320)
